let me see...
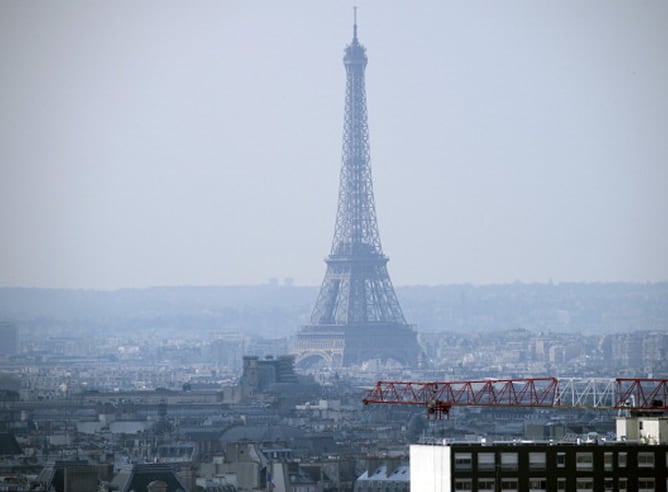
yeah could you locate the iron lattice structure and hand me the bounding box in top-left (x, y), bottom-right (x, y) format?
top-left (363, 377), bottom-right (668, 419)
top-left (294, 19), bottom-right (420, 368)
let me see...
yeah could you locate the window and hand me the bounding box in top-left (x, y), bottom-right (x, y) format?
top-left (454, 452), bottom-right (472, 470)
top-left (501, 478), bottom-right (518, 491)
top-left (604, 478), bottom-right (613, 491)
top-left (576, 477), bottom-right (593, 492)
top-left (454, 478), bottom-right (472, 490)
top-left (478, 478), bottom-right (495, 492)
top-left (618, 451), bottom-right (627, 467)
top-left (576, 452), bottom-right (593, 470)
top-left (557, 478), bottom-right (566, 491)
top-left (638, 451), bottom-right (655, 468)
top-left (529, 452), bottom-right (546, 470)
top-left (556, 452), bottom-right (566, 468)
top-left (529, 478), bottom-right (546, 491)
top-left (604, 452), bottom-right (613, 471)
top-left (478, 452), bottom-right (495, 471)
top-left (500, 452), bottom-right (518, 470)
top-left (638, 477), bottom-right (655, 492)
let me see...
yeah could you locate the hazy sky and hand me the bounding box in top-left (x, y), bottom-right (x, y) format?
top-left (1, 1), bottom-right (667, 289)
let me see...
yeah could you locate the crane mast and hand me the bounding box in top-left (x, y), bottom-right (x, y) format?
top-left (362, 377), bottom-right (668, 419)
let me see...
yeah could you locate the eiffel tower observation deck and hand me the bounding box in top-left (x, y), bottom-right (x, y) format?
top-left (293, 14), bottom-right (421, 369)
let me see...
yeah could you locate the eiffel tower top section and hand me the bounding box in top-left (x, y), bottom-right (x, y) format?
top-left (343, 10), bottom-right (367, 68)
top-left (330, 14), bottom-right (382, 259)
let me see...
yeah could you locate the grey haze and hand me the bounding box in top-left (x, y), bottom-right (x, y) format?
top-left (1, 1), bottom-right (666, 289)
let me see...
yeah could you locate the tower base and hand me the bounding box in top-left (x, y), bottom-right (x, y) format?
top-left (293, 323), bottom-right (420, 369)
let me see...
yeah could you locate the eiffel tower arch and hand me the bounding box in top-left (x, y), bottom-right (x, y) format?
top-left (293, 15), bottom-right (421, 369)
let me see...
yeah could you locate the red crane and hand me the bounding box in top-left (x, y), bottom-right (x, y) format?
top-left (362, 377), bottom-right (668, 419)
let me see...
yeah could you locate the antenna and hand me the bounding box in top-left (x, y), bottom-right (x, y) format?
top-left (353, 6), bottom-right (358, 40)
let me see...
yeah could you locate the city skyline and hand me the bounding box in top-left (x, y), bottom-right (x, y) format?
top-left (1, 1), bottom-right (667, 289)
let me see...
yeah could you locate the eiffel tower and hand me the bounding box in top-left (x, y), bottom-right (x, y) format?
top-left (293, 14), bottom-right (421, 368)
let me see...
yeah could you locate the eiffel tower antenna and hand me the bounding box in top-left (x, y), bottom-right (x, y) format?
top-left (353, 6), bottom-right (358, 40)
top-left (293, 16), bottom-right (421, 369)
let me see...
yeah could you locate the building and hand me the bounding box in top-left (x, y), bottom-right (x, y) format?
top-left (293, 13), bottom-right (421, 369)
top-left (237, 355), bottom-right (320, 406)
top-left (354, 457), bottom-right (409, 492)
top-left (239, 356), bottom-right (298, 392)
top-left (411, 440), bottom-right (668, 492)
top-left (617, 412), bottom-right (668, 445)
top-left (109, 463), bottom-right (190, 492)
top-left (0, 322), bottom-right (17, 356)
top-left (37, 461), bottom-right (113, 492)
top-left (410, 414), bottom-right (668, 491)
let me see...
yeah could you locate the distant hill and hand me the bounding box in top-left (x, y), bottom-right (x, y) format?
top-left (0, 285), bottom-right (317, 339)
top-left (1, 282), bottom-right (666, 337)
top-left (0, 285), bottom-right (317, 319)
top-left (397, 282), bottom-right (668, 335)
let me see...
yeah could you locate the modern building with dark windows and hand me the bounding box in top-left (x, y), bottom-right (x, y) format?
top-left (411, 414), bottom-right (668, 492)
top-left (412, 440), bottom-right (667, 492)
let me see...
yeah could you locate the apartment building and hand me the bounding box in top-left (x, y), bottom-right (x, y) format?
top-left (411, 440), bottom-right (667, 492)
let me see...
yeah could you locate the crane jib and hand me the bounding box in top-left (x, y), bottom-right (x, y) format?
top-left (362, 377), bottom-right (668, 419)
